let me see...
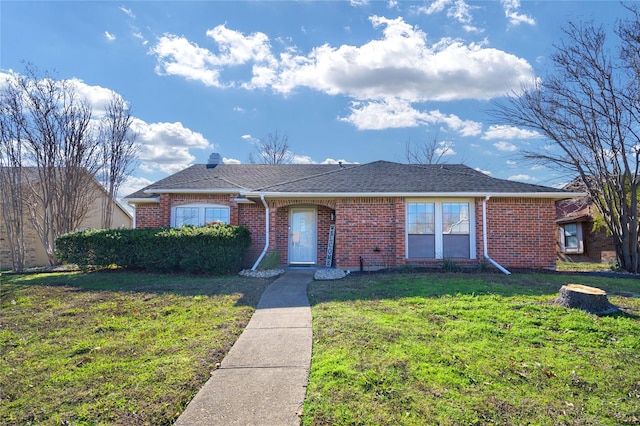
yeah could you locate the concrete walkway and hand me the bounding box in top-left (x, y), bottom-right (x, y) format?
top-left (174, 270), bottom-right (314, 426)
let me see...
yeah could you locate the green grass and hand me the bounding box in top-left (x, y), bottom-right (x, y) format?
top-left (0, 271), bottom-right (272, 426)
top-left (304, 272), bottom-right (640, 425)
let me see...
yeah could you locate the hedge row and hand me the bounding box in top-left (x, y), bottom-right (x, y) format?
top-left (56, 224), bottom-right (251, 274)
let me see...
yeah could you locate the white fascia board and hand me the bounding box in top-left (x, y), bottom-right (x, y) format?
top-left (240, 191), bottom-right (585, 199)
top-left (143, 188), bottom-right (243, 194)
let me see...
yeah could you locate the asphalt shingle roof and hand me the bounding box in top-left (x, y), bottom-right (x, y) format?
top-left (125, 161), bottom-right (568, 200)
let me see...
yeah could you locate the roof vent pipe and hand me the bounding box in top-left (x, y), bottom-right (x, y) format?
top-left (206, 153), bottom-right (222, 168)
top-left (482, 196), bottom-right (511, 275)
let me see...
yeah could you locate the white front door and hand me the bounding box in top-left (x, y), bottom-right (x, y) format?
top-left (289, 207), bottom-right (317, 264)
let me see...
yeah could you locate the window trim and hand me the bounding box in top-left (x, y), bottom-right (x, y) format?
top-left (406, 199), bottom-right (476, 259)
top-left (171, 203), bottom-right (230, 227)
top-left (559, 222), bottom-right (584, 254)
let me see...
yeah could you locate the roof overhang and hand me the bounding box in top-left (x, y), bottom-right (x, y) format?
top-left (124, 197), bottom-right (160, 205)
top-left (556, 213), bottom-right (592, 224)
top-left (126, 190), bottom-right (585, 203)
top-left (240, 191), bottom-right (585, 200)
top-left (144, 188), bottom-right (244, 194)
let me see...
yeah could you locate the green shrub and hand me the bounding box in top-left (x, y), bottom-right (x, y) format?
top-left (56, 224), bottom-right (251, 274)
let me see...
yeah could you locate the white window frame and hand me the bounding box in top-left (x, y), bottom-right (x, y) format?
top-left (559, 222), bottom-right (584, 254)
top-left (406, 199), bottom-right (476, 259)
top-left (171, 203), bottom-right (230, 228)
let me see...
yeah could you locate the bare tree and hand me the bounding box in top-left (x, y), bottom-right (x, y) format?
top-left (491, 8), bottom-right (640, 273)
top-left (248, 130), bottom-right (293, 164)
top-left (0, 89), bottom-right (26, 271)
top-left (403, 132), bottom-right (454, 165)
top-left (1, 64), bottom-right (100, 265)
top-left (99, 94), bottom-right (138, 228)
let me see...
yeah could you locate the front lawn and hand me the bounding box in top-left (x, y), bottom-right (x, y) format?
top-left (304, 272), bottom-right (640, 425)
top-left (0, 271), bottom-right (272, 425)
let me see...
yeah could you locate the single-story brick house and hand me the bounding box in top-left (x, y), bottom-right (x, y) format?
top-left (124, 155), bottom-right (580, 273)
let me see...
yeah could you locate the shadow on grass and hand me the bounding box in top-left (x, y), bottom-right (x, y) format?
top-left (1, 269), bottom-right (273, 308)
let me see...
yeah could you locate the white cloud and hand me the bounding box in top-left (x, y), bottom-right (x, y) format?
top-left (501, 0), bottom-right (535, 26)
top-left (287, 156), bottom-right (358, 165)
top-left (223, 157), bottom-right (241, 164)
top-left (340, 98), bottom-right (481, 135)
top-left (149, 16), bottom-right (535, 131)
top-left (133, 119), bottom-right (212, 174)
top-left (506, 160), bottom-right (517, 165)
top-left (493, 141), bottom-right (518, 152)
top-left (68, 78), bottom-right (121, 116)
top-left (1, 71), bottom-right (212, 178)
top-left (387, 0), bottom-right (399, 9)
top-left (415, 0), bottom-right (481, 32)
top-left (151, 35), bottom-right (224, 87)
top-left (273, 16), bottom-right (533, 101)
top-left (241, 134), bottom-right (260, 144)
top-left (482, 124), bottom-right (540, 140)
top-left (508, 174), bottom-right (536, 182)
top-left (151, 25), bottom-right (275, 88)
top-left (120, 176), bottom-right (153, 198)
top-left (205, 25), bottom-right (275, 66)
top-left (475, 167), bottom-right (492, 175)
top-left (320, 158), bottom-right (358, 165)
top-left (133, 32), bottom-right (148, 46)
top-left (104, 31), bottom-right (116, 42)
top-left (349, 0), bottom-right (369, 6)
top-left (291, 154), bottom-right (315, 164)
top-left (151, 16), bottom-right (535, 103)
top-left (119, 6), bottom-right (135, 19)
top-left (435, 141), bottom-right (456, 157)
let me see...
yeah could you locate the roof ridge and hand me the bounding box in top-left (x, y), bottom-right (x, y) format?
top-left (254, 163), bottom-right (359, 191)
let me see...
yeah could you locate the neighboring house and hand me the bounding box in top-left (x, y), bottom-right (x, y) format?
top-left (556, 179), bottom-right (616, 264)
top-left (124, 154), bottom-right (579, 272)
top-left (0, 170), bottom-right (132, 268)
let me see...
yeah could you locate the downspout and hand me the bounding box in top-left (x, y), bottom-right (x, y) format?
top-left (483, 196), bottom-right (511, 275)
top-left (251, 195), bottom-right (269, 271)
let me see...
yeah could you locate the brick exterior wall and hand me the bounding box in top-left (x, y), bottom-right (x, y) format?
top-left (132, 194), bottom-right (558, 270)
top-left (478, 197), bottom-right (557, 269)
top-left (334, 197), bottom-right (401, 270)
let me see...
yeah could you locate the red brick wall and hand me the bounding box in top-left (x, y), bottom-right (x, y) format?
top-left (134, 203), bottom-right (163, 228)
top-left (133, 194), bottom-right (558, 270)
top-left (334, 197), bottom-right (401, 270)
top-left (478, 197), bottom-right (557, 269)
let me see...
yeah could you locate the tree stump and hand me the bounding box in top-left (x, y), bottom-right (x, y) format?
top-left (554, 284), bottom-right (618, 315)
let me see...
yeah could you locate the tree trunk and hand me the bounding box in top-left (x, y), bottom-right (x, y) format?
top-left (554, 284), bottom-right (618, 315)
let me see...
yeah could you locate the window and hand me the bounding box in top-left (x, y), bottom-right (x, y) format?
top-left (442, 202), bottom-right (470, 258)
top-left (172, 204), bottom-right (230, 227)
top-left (407, 203), bottom-right (435, 258)
top-left (407, 201), bottom-right (475, 259)
top-left (560, 223), bottom-right (583, 254)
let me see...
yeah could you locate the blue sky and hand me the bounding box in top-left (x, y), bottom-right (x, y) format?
top-left (0, 1), bottom-right (625, 196)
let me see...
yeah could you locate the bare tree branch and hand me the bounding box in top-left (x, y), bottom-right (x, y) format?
top-left (99, 94), bottom-right (138, 228)
top-left (490, 9), bottom-right (640, 273)
top-left (248, 130), bottom-right (293, 164)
